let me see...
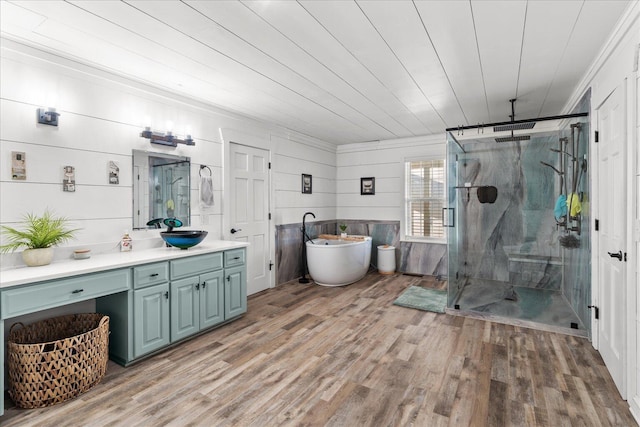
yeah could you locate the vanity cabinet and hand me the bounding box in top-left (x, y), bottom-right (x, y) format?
top-left (133, 249), bottom-right (246, 359)
top-left (170, 270), bottom-right (225, 342)
top-left (132, 262), bottom-right (171, 358)
top-left (0, 242), bottom-right (248, 416)
top-left (170, 253), bottom-right (225, 341)
top-left (225, 265), bottom-right (247, 319)
top-left (133, 282), bottom-right (170, 357)
top-left (224, 249), bottom-right (247, 318)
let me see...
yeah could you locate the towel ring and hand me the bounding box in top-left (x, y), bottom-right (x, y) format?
top-left (199, 165), bottom-right (212, 177)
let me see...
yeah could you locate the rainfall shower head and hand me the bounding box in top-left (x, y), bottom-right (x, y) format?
top-left (493, 122), bottom-right (535, 132)
top-left (494, 99), bottom-right (532, 143)
top-left (495, 135), bottom-right (531, 143)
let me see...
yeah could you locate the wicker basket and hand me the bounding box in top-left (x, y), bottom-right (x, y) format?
top-left (7, 313), bottom-right (110, 409)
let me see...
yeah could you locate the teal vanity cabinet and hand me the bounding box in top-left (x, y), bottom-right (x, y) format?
top-left (132, 262), bottom-right (171, 358)
top-left (100, 248), bottom-right (246, 365)
top-left (224, 249), bottom-right (247, 319)
top-left (2, 268), bottom-right (132, 416)
top-left (0, 244), bottom-right (247, 416)
top-left (169, 253), bottom-right (225, 342)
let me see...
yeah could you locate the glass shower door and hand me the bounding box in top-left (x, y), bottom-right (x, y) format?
top-left (446, 132), bottom-right (464, 307)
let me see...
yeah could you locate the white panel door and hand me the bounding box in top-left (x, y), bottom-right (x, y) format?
top-left (229, 143), bottom-right (270, 295)
top-left (597, 86), bottom-right (627, 398)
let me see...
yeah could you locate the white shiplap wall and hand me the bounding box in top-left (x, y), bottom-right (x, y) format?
top-left (271, 135), bottom-right (336, 225)
top-left (0, 39), bottom-right (337, 268)
top-left (336, 134), bottom-right (445, 233)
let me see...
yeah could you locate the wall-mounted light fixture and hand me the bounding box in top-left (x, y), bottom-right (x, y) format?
top-left (140, 127), bottom-right (195, 147)
top-left (37, 108), bottom-right (59, 126)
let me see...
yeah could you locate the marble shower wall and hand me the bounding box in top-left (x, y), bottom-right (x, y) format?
top-left (453, 133), bottom-right (563, 290)
top-left (275, 220), bottom-right (446, 285)
top-left (399, 242), bottom-right (447, 277)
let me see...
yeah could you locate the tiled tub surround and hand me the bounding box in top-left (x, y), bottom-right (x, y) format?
top-left (275, 220), bottom-right (447, 285)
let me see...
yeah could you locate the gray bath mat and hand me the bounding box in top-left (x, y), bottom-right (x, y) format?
top-left (393, 286), bottom-right (447, 313)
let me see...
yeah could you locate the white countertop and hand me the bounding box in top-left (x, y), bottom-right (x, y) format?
top-left (0, 241), bottom-right (249, 289)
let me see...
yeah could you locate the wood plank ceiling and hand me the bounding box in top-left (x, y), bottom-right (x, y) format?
top-left (0, 0), bottom-right (631, 145)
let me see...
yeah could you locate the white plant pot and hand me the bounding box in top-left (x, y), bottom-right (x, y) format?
top-left (340, 232), bottom-right (347, 238)
top-left (22, 247), bottom-right (54, 267)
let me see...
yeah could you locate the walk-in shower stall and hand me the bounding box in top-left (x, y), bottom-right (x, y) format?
top-left (446, 109), bottom-right (591, 335)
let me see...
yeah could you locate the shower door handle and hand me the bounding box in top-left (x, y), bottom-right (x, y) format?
top-left (442, 208), bottom-right (455, 228)
top-left (608, 250), bottom-right (622, 261)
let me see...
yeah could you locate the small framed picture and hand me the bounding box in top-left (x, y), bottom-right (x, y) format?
top-left (108, 161), bottom-right (120, 185)
top-left (302, 174), bottom-right (312, 194)
top-left (63, 165), bottom-right (76, 192)
top-left (11, 151), bottom-right (26, 180)
top-left (361, 177), bottom-right (375, 195)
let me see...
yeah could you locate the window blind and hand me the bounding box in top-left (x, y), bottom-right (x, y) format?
top-left (406, 159), bottom-right (445, 239)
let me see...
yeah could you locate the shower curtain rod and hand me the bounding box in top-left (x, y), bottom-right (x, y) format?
top-left (445, 112), bottom-right (588, 132)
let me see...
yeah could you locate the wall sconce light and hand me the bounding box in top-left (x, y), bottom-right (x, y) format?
top-left (140, 127), bottom-right (195, 147)
top-left (37, 108), bottom-right (59, 126)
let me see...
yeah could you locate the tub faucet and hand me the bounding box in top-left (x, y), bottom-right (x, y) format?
top-left (302, 212), bottom-right (315, 229)
top-left (302, 212), bottom-right (315, 243)
top-left (299, 212), bottom-right (315, 284)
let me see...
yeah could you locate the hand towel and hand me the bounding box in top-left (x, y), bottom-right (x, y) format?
top-left (200, 175), bottom-right (214, 208)
top-left (567, 193), bottom-right (582, 217)
top-left (554, 195), bottom-right (567, 221)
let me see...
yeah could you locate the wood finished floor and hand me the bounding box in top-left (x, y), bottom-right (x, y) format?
top-left (2, 273), bottom-right (636, 426)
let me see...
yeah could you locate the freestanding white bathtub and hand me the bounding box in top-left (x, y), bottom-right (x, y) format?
top-left (306, 236), bottom-right (372, 286)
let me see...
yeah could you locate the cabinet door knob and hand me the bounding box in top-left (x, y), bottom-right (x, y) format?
top-left (164, 291), bottom-right (169, 299)
top-left (201, 282), bottom-right (206, 288)
top-left (195, 283), bottom-right (200, 290)
top-left (226, 275), bottom-right (231, 282)
top-left (150, 273), bottom-right (159, 277)
top-left (232, 256), bottom-right (240, 260)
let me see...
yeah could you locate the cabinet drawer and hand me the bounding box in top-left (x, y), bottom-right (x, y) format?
top-left (1, 268), bottom-right (131, 319)
top-left (225, 249), bottom-right (245, 268)
top-left (170, 252), bottom-right (223, 280)
top-left (134, 262), bottom-right (169, 289)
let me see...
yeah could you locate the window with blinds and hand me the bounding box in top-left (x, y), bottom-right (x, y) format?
top-left (405, 159), bottom-right (446, 239)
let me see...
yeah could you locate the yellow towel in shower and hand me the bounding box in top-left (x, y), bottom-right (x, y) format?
top-left (566, 193), bottom-right (582, 217)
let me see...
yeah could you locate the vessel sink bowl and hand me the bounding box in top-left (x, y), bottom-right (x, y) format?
top-left (160, 230), bottom-right (208, 249)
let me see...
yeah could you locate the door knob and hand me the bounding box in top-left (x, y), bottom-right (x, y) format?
top-left (608, 250), bottom-right (623, 261)
top-left (230, 228), bottom-right (242, 234)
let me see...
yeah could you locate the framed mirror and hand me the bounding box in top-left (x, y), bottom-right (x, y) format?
top-left (133, 150), bottom-right (191, 229)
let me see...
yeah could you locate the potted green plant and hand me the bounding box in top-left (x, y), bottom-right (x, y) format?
top-left (0, 210), bottom-right (80, 267)
top-left (339, 223), bottom-right (348, 238)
